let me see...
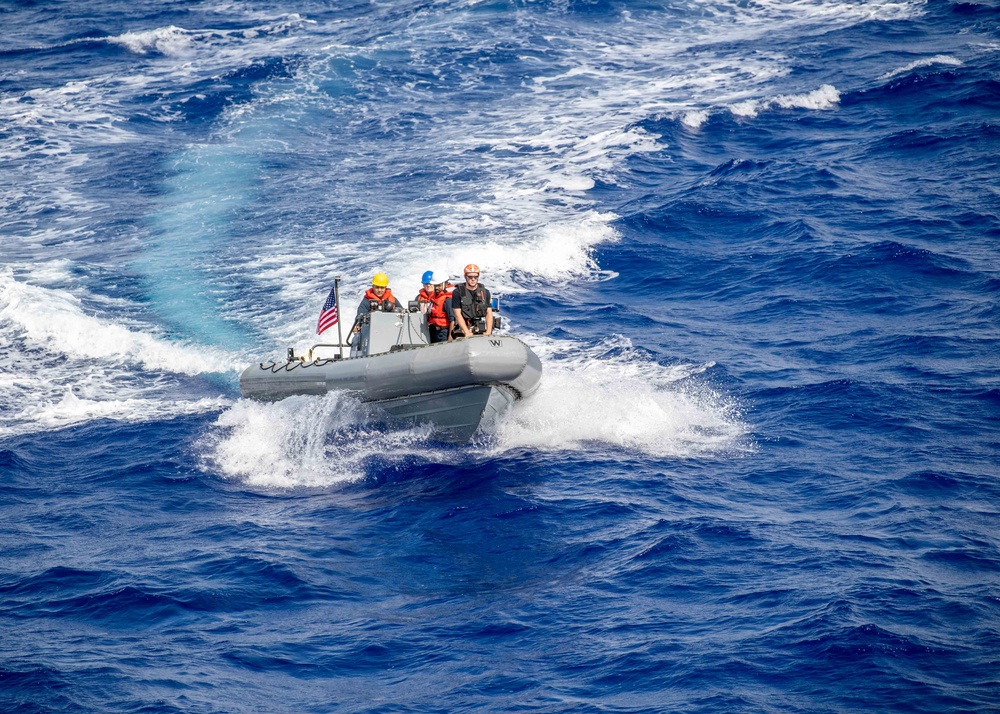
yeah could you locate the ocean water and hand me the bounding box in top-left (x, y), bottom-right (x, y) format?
top-left (2, 0), bottom-right (999, 711)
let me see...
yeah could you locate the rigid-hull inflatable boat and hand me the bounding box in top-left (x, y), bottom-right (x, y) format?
top-left (239, 310), bottom-right (541, 443)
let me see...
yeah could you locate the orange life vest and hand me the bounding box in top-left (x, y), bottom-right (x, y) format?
top-left (363, 287), bottom-right (398, 312)
top-left (415, 287), bottom-right (434, 304)
top-left (428, 288), bottom-right (453, 328)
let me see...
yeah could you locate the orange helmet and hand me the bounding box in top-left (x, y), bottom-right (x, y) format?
top-left (463, 263), bottom-right (480, 276)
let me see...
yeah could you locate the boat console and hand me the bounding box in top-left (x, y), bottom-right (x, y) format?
top-left (351, 310), bottom-right (429, 358)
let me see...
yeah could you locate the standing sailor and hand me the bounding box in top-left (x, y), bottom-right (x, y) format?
top-left (451, 263), bottom-right (493, 338)
top-left (423, 269), bottom-right (455, 343)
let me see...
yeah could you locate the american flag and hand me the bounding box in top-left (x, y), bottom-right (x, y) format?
top-left (316, 285), bottom-right (338, 334)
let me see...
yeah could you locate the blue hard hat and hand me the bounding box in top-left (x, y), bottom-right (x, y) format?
top-left (421, 270), bottom-right (434, 284)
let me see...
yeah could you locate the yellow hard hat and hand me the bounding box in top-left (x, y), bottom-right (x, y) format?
top-left (372, 272), bottom-right (389, 287)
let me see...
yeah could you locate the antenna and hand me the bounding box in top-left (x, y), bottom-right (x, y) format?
top-left (334, 276), bottom-right (345, 359)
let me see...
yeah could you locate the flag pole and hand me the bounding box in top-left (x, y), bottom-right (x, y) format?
top-left (334, 276), bottom-right (344, 359)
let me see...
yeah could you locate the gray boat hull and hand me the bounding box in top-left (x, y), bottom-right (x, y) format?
top-left (377, 383), bottom-right (517, 443)
top-left (239, 332), bottom-right (541, 442)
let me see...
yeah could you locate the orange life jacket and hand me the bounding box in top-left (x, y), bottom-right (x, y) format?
top-left (415, 287), bottom-right (434, 303)
top-left (363, 287), bottom-right (398, 312)
top-left (428, 288), bottom-right (453, 328)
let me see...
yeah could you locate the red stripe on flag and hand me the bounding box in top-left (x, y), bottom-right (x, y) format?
top-left (317, 306), bottom-right (338, 334)
top-left (317, 285), bottom-right (339, 334)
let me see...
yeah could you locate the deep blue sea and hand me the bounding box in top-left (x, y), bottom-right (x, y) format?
top-left (2, 0), bottom-right (999, 711)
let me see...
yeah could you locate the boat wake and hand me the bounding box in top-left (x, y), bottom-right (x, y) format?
top-left (0, 266), bottom-right (241, 438)
top-left (204, 334), bottom-right (749, 489)
top-left (492, 335), bottom-right (750, 459)
top-left (201, 392), bottom-right (441, 488)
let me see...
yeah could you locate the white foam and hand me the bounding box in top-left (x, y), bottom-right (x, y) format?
top-left (18, 390), bottom-right (228, 434)
top-left (545, 174), bottom-right (596, 192)
top-left (729, 84), bottom-right (840, 118)
top-left (495, 372), bottom-right (743, 458)
top-left (0, 350), bottom-right (230, 439)
top-left (729, 99), bottom-right (764, 118)
top-left (105, 15), bottom-right (312, 57)
top-left (0, 81), bottom-right (134, 149)
top-left (682, 110), bottom-right (710, 129)
top-left (0, 268), bottom-right (246, 437)
top-left (688, 0), bottom-right (916, 30)
top-left (429, 211), bottom-right (621, 291)
top-left (0, 268), bottom-right (241, 374)
top-left (489, 334), bottom-right (749, 458)
top-left (204, 393), bottom-right (438, 488)
top-left (774, 84), bottom-right (841, 110)
top-left (879, 54), bottom-right (963, 81)
top-left (108, 26), bottom-right (198, 56)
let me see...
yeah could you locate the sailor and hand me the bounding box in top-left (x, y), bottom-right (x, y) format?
top-left (354, 272), bottom-right (402, 332)
top-left (451, 263), bottom-right (493, 339)
top-left (414, 270), bottom-right (436, 314)
top-left (424, 270), bottom-right (455, 344)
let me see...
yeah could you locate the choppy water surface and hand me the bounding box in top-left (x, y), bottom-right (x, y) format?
top-left (2, 0), bottom-right (999, 711)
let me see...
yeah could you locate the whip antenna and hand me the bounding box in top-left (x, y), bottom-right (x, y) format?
top-left (334, 276), bottom-right (345, 359)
